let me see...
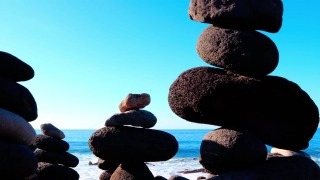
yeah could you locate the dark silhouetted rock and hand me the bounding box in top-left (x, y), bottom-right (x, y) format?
top-left (32, 134), bottom-right (69, 152)
top-left (0, 51), bottom-right (34, 81)
top-left (0, 77), bottom-right (37, 121)
top-left (200, 128), bottom-right (267, 174)
top-left (154, 176), bottom-right (168, 180)
top-left (98, 158), bottom-right (120, 172)
top-left (89, 126), bottom-right (178, 162)
top-left (207, 155), bottom-right (320, 180)
top-left (105, 109), bottom-right (157, 128)
top-left (197, 26), bottom-right (278, 77)
top-left (188, 0), bottom-right (283, 33)
top-left (168, 66), bottom-right (319, 150)
top-left (99, 171), bottom-right (112, 180)
top-left (110, 162), bottom-right (154, 180)
top-left (37, 162), bottom-right (79, 180)
top-left (24, 173), bottom-right (39, 180)
top-left (40, 123), bottom-right (65, 139)
top-left (169, 175), bottom-right (189, 180)
top-left (119, 93), bottom-right (151, 112)
top-left (0, 108), bottom-right (36, 145)
top-left (34, 149), bottom-right (79, 167)
top-left (0, 141), bottom-right (38, 179)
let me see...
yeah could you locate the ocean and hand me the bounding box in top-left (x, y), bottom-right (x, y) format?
top-left (36, 128), bottom-right (320, 180)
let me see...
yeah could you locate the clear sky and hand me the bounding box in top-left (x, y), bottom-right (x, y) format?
top-left (0, 1), bottom-right (319, 130)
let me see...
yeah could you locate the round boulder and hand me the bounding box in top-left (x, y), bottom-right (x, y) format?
top-left (197, 26), bottom-right (279, 77)
top-left (89, 126), bottom-right (178, 162)
top-left (105, 109), bottom-right (157, 128)
top-left (188, 0), bottom-right (283, 33)
top-left (37, 162), bottom-right (80, 180)
top-left (40, 123), bottom-right (65, 139)
top-left (119, 93), bottom-right (151, 112)
top-left (34, 149), bottom-right (79, 167)
top-left (200, 128), bottom-right (267, 174)
top-left (110, 162), bottom-right (154, 180)
top-left (32, 134), bottom-right (69, 152)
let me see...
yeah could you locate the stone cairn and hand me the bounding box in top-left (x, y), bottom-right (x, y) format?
top-left (168, 0), bottom-right (320, 179)
top-left (89, 93), bottom-right (179, 179)
top-left (30, 123), bottom-right (80, 180)
top-left (0, 51), bottom-right (38, 179)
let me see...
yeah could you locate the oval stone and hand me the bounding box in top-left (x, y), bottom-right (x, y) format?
top-left (37, 162), bottom-right (80, 180)
top-left (34, 149), bottom-right (79, 167)
top-left (0, 51), bottom-right (34, 81)
top-left (197, 26), bottom-right (279, 77)
top-left (89, 126), bottom-right (178, 162)
top-left (110, 162), bottom-right (154, 180)
top-left (40, 123), bottom-right (65, 139)
top-left (168, 67), bottom-right (319, 150)
top-left (119, 93), bottom-right (151, 112)
top-left (32, 134), bottom-right (69, 152)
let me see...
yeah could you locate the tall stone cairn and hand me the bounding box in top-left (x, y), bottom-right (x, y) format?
top-left (89, 93), bottom-right (179, 180)
top-left (168, 0), bottom-right (320, 179)
top-left (0, 51), bottom-right (38, 179)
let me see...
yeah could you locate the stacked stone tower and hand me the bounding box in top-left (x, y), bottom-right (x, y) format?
top-left (0, 51), bottom-right (38, 179)
top-left (89, 93), bottom-right (179, 179)
top-left (169, 0), bottom-right (320, 179)
top-left (31, 123), bottom-right (80, 180)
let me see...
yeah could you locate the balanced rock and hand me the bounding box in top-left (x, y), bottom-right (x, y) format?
top-left (100, 171), bottom-right (112, 180)
top-left (40, 123), bottom-right (65, 139)
top-left (0, 108), bottom-right (36, 145)
top-left (0, 77), bottom-right (38, 121)
top-left (0, 51), bottom-right (34, 81)
top-left (32, 134), bottom-right (69, 152)
top-left (168, 66), bottom-right (319, 150)
top-left (110, 162), bottom-right (154, 180)
top-left (207, 155), bottom-right (320, 180)
top-left (89, 126), bottom-right (178, 162)
top-left (197, 26), bottom-right (279, 77)
top-left (200, 128), bottom-right (267, 174)
top-left (119, 93), bottom-right (150, 112)
top-left (270, 147), bottom-right (310, 158)
top-left (188, 0), bottom-right (283, 33)
top-left (34, 149), bottom-right (79, 167)
top-left (98, 158), bottom-right (120, 172)
top-left (0, 141), bottom-right (38, 179)
top-left (105, 109), bottom-right (157, 128)
top-left (37, 162), bottom-right (79, 180)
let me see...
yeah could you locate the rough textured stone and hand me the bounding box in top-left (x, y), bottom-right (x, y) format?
top-left (98, 158), bottom-right (120, 172)
top-left (37, 162), bottom-right (79, 180)
top-left (168, 67), bottom-right (319, 150)
top-left (197, 26), bottom-right (278, 77)
top-left (110, 162), bottom-right (154, 180)
top-left (270, 147), bottom-right (310, 158)
top-left (0, 51), bottom-right (34, 81)
top-left (40, 123), bottom-right (65, 139)
top-left (119, 93), bottom-right (150, 112)
top-left (0, 108), bottom-right (36, 145)
top-left (188, 0), bottom-right (283, 33)
top-left (105, 109), bottom-right (157, 128)
top-left (100, 171), bottom-right (112, 180)
top-left (207, 155), bottom-right (320, 180)
top-left (200, 128), bottom-right (267, 174)
top-left (32, 134), bottom-right (69, 152)
top-left (89, 126), bottom-right (178, 162)
top-left (0, 141), bottom-right (38, 179)
top-left (0, 77), bottom-right (38, 121)
top-left (34, 149), bottom-right (79, 167)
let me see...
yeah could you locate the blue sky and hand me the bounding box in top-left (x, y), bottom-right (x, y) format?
top-left (0, 1), bottom-right (319, 129)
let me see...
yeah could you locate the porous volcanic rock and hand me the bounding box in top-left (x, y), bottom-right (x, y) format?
top-left (168, 66), bottom-right (319, 150)
top-left (110, 162), bottom-right (154, 180)
top-left (119, 93), bottom-right (151, 112)
top-left (89, 126), bottom-right (178, 162)
top-left (196, 26), bottom-right (279, 77)
top-left (200, 128), bottom-right (267, 174)
top-left (188, 0), bottom-right (283, 33)
top-left (32, 134), bottom-right (69, 152)
top-left (99, 171), bottom-right (112, 180)
top-left (37, 162), bottom-right (79, 180)
top-left (34, 149), bottom-right (79, 167)
top-left (0, 51), bottom-right (35, 81)
top-left (0, 77), bottom-right (37, 121)
top-left (40, 123), bottom-right (65, 139)
top-left (105, 109), bottom-right (157, 128)
top-left (207, 155), bottom-right (320, 180)
top-left (0, 141), bottom-right (38, 179)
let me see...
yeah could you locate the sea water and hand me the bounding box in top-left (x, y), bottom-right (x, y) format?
top-left (36, 128), bottom-right (320, 180)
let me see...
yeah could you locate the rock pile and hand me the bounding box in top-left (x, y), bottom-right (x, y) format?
top-left (0, 51), bottom-right (38, 179)
top-left (168, 0), bottom-right (320, 179)
top-left (31, 123), bottom-right (79, 180)
top-left (89, 93), bottom-right (179, 179)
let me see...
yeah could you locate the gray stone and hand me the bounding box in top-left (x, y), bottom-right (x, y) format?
top-left (40, 123), bottom-right (65, 139)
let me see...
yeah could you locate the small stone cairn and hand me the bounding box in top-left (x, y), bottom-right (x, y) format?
top-left (31, 123), bottom-right (80, 180)
top-left (168, 0), bottom-right (320, 179)
top-left (89, 93), bottom-right (179, 179)
top-left (0, 51), bottom-right (38, 179)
